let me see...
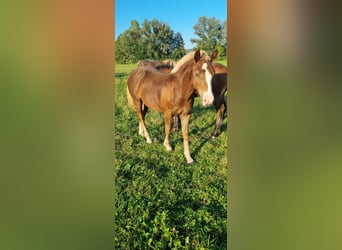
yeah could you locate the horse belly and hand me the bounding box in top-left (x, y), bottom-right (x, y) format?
top-left (143, 98), bottom-right (164, 112)
top-left (138, 85), bottom-right (165, 112)
top-left (171, 98), bottom-right (194, 116)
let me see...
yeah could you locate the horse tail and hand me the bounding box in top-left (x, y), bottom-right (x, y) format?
top-left (126, 86), bottom-right (134, 109)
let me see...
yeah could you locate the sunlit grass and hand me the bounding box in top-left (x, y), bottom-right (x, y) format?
top-left (114, 62), bottom-right (227, 249)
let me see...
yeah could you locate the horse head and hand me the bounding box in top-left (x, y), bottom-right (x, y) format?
top-left (191, 49), bottom-right (216, 106)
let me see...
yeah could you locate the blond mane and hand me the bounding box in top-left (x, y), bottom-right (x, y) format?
top-left (170, 50), bottom-right (210, 73)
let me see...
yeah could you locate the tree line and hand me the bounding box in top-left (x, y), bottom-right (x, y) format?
top-left (115, 17), bottom-right (227, 63)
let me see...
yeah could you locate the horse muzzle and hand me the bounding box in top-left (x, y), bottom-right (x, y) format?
top-left (201, 91), bottom-right (214, 106)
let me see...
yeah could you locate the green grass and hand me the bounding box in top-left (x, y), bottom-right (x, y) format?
top-left (114, 63), bottom-right (227, 249)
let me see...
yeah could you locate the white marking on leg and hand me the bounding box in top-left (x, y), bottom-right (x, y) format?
top-left (163, 141), bottom-right (172, 151)
top-left (139, 121), bottom-right (152, 143)
top-left (138, 121), bottom-right (144, 137)
top-left (185, 152), bottom-right (194, 164)
top-left (142, 125), bottom-right (152, 143)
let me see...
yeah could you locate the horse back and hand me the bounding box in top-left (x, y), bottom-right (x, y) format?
top-left (213, 62), bottom-right (227, 74)
top-left (212, 63), bottom-right (227, 97)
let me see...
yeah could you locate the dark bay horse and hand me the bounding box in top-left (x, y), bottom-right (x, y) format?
top-left (140, 51), bottom-right (227, 138)
top-left (205, 61), bottom-right (227, 138)
top-left (127, 50), bottom-right (216, 164)
top-left (137, 59), bottom-right (176, 67)
top-left (137, 59), bottom-right (175, 73)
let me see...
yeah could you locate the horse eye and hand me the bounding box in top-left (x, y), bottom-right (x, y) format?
top-left (195, 73), bottom-right (200, 77)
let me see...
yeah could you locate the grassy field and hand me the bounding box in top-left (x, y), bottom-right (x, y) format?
top-left (114, 62), bottom-right (227, 249)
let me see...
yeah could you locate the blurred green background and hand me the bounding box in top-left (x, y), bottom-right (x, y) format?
top-left (0, 1), bottom-right (114, 249)
top-left (228, 1), bottom-right (342, 250)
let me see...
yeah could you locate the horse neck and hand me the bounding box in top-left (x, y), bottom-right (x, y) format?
top-left (173, 61), bottom-right (195, 98)
top-left (171, 53), bottom-right (194, 73)
top-left (171, 50), bottom-right (209, 73)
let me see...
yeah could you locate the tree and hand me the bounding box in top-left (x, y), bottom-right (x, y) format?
top-left (142, 19), bottom-right (176, 60)
top-left (115, 20), bottom-right (144, 63)
top-left (169, 32), bottom-right (186, 60)
top-left (191, 16), bottom-right (226, 59)
top-left (219, 19), bottom-right (227, 60)
top-left (115, 19), bottom-right (186, 63)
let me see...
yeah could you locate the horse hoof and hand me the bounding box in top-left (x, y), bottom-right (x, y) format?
top-left (163, 143), bottom-right (172, 151)
top-left (146, 138), bottom-right (152, 143)
top-left (211, 133), bottom-right (219, 139)
top-left (186, 158), bottom-right (195, 164)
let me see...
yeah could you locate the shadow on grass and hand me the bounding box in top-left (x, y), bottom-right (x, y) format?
top-left (115, 72), bottom-right (128, 78)
top-left (170, 111), bottom-right (227, 161)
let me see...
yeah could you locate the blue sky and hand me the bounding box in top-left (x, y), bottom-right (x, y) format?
top-left (115, 0), bottom-right (227, 49)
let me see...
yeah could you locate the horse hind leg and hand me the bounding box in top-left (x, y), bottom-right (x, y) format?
top-left (138, 103), bottom-right (148, 134)
top-left (136, 101), bottom-right (152, 143)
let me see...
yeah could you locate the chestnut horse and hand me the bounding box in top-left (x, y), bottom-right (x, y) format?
top-left (139, 51), bottom-right (227, 138)
top-left (127, 50), bottom-right (216, 163)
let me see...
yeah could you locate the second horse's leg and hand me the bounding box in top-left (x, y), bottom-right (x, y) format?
top-left (172, 115), bottom-right (180, 131)
top-left (211, 98), bottom-right (226, 138)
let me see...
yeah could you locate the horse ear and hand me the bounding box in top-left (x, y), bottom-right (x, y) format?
top-left (210, 49), bottom-right (218, 62)
top-left (194, 49), bottom-right (201, 62)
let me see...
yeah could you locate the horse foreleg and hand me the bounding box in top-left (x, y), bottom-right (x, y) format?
top-left (163, 112), bottom-right (173, 151)
top-left (211, 98), bottom-right (226, 138)
top-left (180, 113), bottom-right (194, 164)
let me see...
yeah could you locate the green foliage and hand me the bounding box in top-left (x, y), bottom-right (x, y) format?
top-left (191, 17), bottom-right (227, 60)
top-left (215, 43), bottom-right (226, 61)
top-left (171, 47), bottom-right (187, 61)
top-left (115, 19), bottom-right (186, 63)
top-left (114, 64), bottom-right (228, 249)
top-left (115, 16), bottom-right (228, 63)
top-left (115, 20), bottom-right (144, 63)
